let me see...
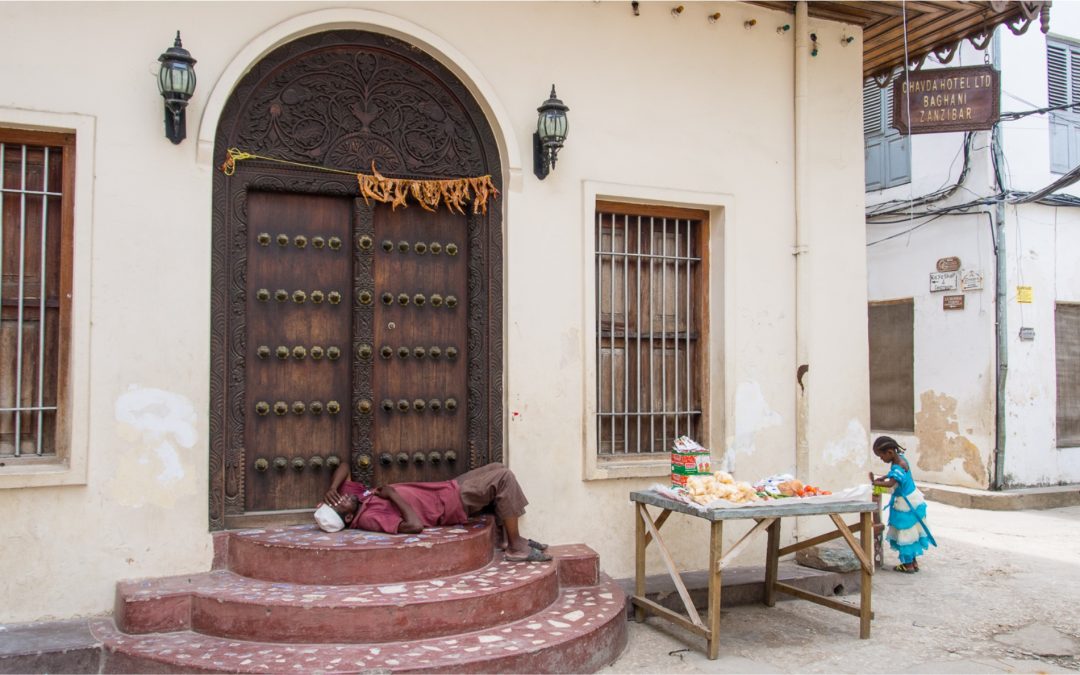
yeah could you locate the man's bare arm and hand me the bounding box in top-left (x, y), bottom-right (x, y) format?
top-left (374, 486), bottom-right (424, 534)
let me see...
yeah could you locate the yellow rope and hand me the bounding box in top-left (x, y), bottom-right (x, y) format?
top-left (220, 147), bottom-right (500, 214)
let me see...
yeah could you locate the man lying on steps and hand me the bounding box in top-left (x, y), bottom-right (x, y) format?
top-left (315, 461), bottom-right (552, 563)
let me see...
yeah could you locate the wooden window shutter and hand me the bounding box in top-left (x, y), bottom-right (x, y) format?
top-left (1048, 38), bottom-right (1080, 174)
top-left (1056, 303), bottom-right (1080, 446)
top-left (868, 301), bottom-right (915, 432)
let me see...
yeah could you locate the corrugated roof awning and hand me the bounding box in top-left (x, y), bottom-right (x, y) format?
top-left (750, 1), bottom-right (1051, 80)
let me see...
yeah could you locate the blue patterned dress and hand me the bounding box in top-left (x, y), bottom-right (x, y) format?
top-left (885, 463), bottom-right (934, 564)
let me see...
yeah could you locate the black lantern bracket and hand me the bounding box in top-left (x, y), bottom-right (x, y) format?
top-left (157, 31), bottom-right (197, 144)
top-left (533, 85), bottom-right (569, 180)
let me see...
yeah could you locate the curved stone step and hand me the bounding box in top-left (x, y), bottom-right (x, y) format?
top-left (117, 554), bottom-right (560, 643)
top-left (96, 577), bottom-right (627, 674)
top-left (226, 518), bottom-right (494, 585)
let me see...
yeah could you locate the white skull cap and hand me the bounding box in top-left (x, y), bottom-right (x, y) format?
top-left (314, 503), bottom-right (346, 532)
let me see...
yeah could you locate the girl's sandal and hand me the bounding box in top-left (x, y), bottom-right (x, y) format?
top-left (893, 563), bottom-right (917, 574)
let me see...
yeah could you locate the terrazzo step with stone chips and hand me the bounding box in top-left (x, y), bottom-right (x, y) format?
top-left (116, 555), bottom-right (560, 643)
top-left (96, 577), bottom-right (628, 674)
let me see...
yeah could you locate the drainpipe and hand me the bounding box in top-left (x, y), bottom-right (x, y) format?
top-left (794, 1), bottom-right (811, 481)
top-left (991, 33), bottom-right (1008, 490)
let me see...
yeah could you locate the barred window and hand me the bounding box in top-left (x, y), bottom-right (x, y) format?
top-left (1, 129), bottom-right (74, 460)
top-left (595, 201), bottom-right (706, 456)
top-left (1056, 303), bottom-right (1080, 446)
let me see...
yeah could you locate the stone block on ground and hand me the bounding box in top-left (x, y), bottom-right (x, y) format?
top-left (795, 542), bottom-right (862, 573)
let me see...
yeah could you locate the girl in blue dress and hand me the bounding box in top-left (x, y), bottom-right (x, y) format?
top-left (870, 436), bottom-right (935, 573)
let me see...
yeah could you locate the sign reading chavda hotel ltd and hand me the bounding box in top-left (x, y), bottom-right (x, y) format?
top-left (892, 65), bottom-right (1000, 135)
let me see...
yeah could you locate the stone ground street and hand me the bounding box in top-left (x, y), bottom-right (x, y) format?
top-left (603, 501), bottom-right (1080, 674)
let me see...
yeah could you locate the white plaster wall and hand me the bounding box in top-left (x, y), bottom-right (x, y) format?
top-left (0, 1), bottom-right (868, 622)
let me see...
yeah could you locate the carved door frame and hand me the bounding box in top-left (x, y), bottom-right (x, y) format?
top-left (209, 30), bottom-right (503, 530)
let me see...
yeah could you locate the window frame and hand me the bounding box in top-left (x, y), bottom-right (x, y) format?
top-left (0, 108), bottom-right (93, 489)
top-left (582, 181), bottom-right (729, 482)
top-left (1055, 302), bottom-right (1080, 447)
top-left (864, 77), bottom-right (912, 191)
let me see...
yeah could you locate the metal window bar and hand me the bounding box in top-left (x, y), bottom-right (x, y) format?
top-left (596, 211), bottom-right (702, 456)
top-left (1, 142), bottom-right (59, 457)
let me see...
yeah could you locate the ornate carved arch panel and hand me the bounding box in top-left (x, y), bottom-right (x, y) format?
top-left (210, 30), bottom-right (503, 529)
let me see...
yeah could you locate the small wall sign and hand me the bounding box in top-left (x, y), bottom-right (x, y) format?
top-left (930, 272), bottom-right (959, 292)
top-left (1017, 286), bottom-right (1033, 303)
top-left (943, 295), bottom-right (965, 310)
top-left (937, 256), bottom-right (962, 272)
top-left (961, 270), bottom-right (983, 291)
top-left (1019, 327), bottom-right (1036, 341)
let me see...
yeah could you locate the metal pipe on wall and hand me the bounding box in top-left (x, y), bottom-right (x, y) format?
top-left (991, 32), bottom-right (1008, 490)
top-left (794, 0), bottom-right (811, 481)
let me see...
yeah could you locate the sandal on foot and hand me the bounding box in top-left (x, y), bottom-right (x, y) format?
top-left (527, 538), bottom-right (549, 551)
top-left (893, 563), bottom-right (916, 574)
top-left (505, 548), bottom-right (552, 563)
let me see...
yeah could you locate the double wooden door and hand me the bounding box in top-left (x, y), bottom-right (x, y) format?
top-left (245, 191), bottom-right (468, 512)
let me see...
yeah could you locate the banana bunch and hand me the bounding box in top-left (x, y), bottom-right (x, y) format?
top-left (685, 471), bottom-right (763, 505)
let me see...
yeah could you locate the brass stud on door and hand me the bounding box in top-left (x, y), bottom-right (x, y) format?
top-left (382, 240), bottom-right (394, 252)
top-left (357, 399), bottom-right (373, 414)
top-left (327, 400), bottom-right (341, 415)
top-left (428, 399), bottom-right (442, 411)
top-left (326, 455), bottom-right (341, 469)
top-left (293, 290), bottom-right (307, 304)
top-left (359, 290), bottom-right (373, 305)
top-left (254, 457), bottom-right (269, 471)
top-left (277, 234), bottom-right (290, 247)
top-left (274, 456), bottom-right (288, 469)
top-left (446, 295), bottom-right (458, 308)
top-left (445, 398), bottom-right (458, 412)
top-left (257, 233), bottom-right (271, 246)
top-left (327, 346), bottom-right (341, 360)
top-left (413, 399), bottom-right (426, 411)
top-left (413, 294), bottom-right (426, 307)
top-left (398, 241), bottom-right (410, 253)
top-left (328, 291), bottom-right (342, 305)
top-left (358, 454), bottom-right (372, 467)
top-left (428, 451), bottom-right (442, 464)
top-left (276, 346), bottom-right (290, 360)
top-left (256, 288), bottom-right (270, 302)
top-left (382, 292), bottom-right (393, 305)
top-left (311, 290), bottom-right (325, 304)
top-left (328, 236), bottom-right (342, 250)
top-left (413, 452), bottom-right (426, 464)
top-left (446, 346), bottom-right (458, 359)
top-left (396, 452), bottom-right (410, 466)
top-left (274, 401), bottom-right (288, 416)
top-left (398, 346), bottom-right (410, 359)
top-left (312, 236), bottom-right (325, 249)
top-left (311, 346), bottom-right (325, 360)
top-left (397, 293), bottom-right (410, 306)
top-left (358, 344), bottom-right (373, 360)
top-left (413, 346), bottom-right (426, 359)
top-left (414, 242), bottom-right (427, 255)
top-left (309, 456), bottom-right (324, 469)
top-left (358, 235), bottom-right (373, 251)
top-left (294, 235), bottom-right (308, 249)
top-left (275, 289), bottom-right (289, 302)
top-left (292, 457), bottom-right (306, 471)
top-left (429, 346), bottom-right (441, 359)
top-left (397, 399), bottom-right (410, 412)
top-left (379, 453), bottom-right (392, 465)
top-left (382, 399), bottom-right (394, 412)
top-left (430, 242), bottom-right (442, 255)
top-left (430, 294), bottom-right (443, 307)
top-left (256, 345), bottom-right (271, 359)
top-left (292, 401), bottom-right (306, 415)
top-left (310, 401), bottom-right (323, 415)
top-left (293, 346), bottom-right (307, 360)
top-left (381, 346), bottom-right (393, 359)
top-left (445, 450), bottom-right (457, 463)
top-left (446, 243), bottom-right (458, 256)
top-left (255, 401), bottom-right (270, 416)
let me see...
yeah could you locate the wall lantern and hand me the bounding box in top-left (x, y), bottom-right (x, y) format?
top-left (533, 85), bottom-right (569, 180)
top-left (157, 31), bottom-right (197, 144)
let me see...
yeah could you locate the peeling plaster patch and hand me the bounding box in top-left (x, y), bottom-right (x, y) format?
top-left (915, 390), bottom-right (987, 483)
top-left (727, 382), bottom-right (783, 466)
top-left (823, 419), bottom-right (868, 468)
top-left (110, 386), bottom-right (199, 506)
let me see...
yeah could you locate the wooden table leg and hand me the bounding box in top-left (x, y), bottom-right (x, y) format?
top-left (634, 502), bottom-right (647, 622)
top-left (859, 510), bottom-right (873, 638)
top-left (763, 518), bottom-right (781, 607)
top-left (707, 520), bottom-right (723, 660)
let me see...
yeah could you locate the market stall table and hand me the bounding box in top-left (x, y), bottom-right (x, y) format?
top-left (629, 489), bottom-right (877, 659)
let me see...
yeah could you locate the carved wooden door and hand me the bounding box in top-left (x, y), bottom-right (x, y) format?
top-left (245, 192), bottom-right (354, 510)
top-left (370, 206), bottom-right (468, 485)
top-left (210, 30), bottom-right (504, 529)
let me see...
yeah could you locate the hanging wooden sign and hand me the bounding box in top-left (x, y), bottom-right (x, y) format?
top-left (893, 65), bottom-right (1000, 135)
